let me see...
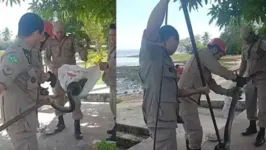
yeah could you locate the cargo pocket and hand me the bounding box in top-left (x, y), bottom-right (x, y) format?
top-left (51, 46), bottom-right (61, 57)
top-left (158, 102), bottom-right (177, 122)
top-left (161, 60), bottom-right (178, 102)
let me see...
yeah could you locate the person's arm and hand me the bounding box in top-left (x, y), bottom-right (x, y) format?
top-left (178, 86), bottom-right (209, 97)
top-left (108, 46), bottom-right (116, 70)
top-left (0, 83), bottom-right (6, 95)
top-left (145, 0), bottom-right (170, 40)
top-left (73, 38), bottom-right (87, 62)
top-left (208, 78), bottom-right (228, 95)
top-left (259, 39), bottom-right (266, 51)
top-left (200, 50), bottom-right (237, 81)
top-left (44, 42), bottom-right (52, 68)
top-left (238, 53), bottom-right (247, 76)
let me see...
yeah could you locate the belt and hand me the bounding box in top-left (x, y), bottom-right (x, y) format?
top-left (249, 68), bottom-right (266, 79)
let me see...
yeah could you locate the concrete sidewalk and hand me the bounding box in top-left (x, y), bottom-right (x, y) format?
top-left (0, 101), bottom-right (113, 150)
top-left (202, 111), bottom-right (266, 150)
top-left (120, 101), bottom-right (265, 150)
top-left (117, 102), bottom-right (230, 150)
top-left (38, 102), bottom-right (113, 150)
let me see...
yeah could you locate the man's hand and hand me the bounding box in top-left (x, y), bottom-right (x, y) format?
top-left (236, 75), bottom-right (248, 87)
top-left (99, 62), bottom-right (109, 71)
top-left (225, 86), bottom-right (243, 97)
top-left (39, 95), bottom-right (56, 105)
top-left (47, 71), bottom-right (57, 88)
top-left (199, 85), bottom-right (210, 95)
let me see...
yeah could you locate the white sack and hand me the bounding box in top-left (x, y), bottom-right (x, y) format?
top-left (58, 64), bottom-right (101, 97)
top-left (221, 82), bottom-right (236, 118)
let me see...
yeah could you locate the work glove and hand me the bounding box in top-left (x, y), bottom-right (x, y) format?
top-left (47, 71), bottom-right (57, 88)
top-left (235, 75), bottom-right (248, 87)
top-left (225, 86), bottom-right (243, 98)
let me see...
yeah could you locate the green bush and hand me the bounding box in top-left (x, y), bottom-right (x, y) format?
top-left (97, 140), bottom-right (116, 150)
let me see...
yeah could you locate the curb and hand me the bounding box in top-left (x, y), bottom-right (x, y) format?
top-left (116, 123), bottom-right (150, 149)
top-left (85, 93), bottom-right (111, 102)
top-left (117, 123), bottom-right (150, 137)
top-left (200, 99), bottom-right (245, 111)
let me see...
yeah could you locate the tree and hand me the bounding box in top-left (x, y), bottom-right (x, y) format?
top-left (219, 22), bottom-right (242, 55)
top-left (1, 0), bottom-right (115, 49)
top-left (174, 0), bottom-right (266, 30)
top-left (179, 37), bottom-right (193, 53)
top-left (2, 27), bottom-right (12, 41)
top-left (202, 32), bottom-right (211, 45)
top-left (179, 34), bottom-right (207, 53)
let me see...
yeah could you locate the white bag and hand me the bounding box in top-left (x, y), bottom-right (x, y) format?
top-left (221, 82), bottom-right (236, 118)
top-left (57, 64), bottom-right (101, 98)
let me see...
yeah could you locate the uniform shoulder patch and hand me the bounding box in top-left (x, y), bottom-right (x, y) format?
top-left (2, 65), bottom-right (13, 76)
top-left (7, 54), bottom-right (19, 64)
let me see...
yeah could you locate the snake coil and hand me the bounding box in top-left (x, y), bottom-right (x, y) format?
top-left (50, 78), bottom-right (88, 113)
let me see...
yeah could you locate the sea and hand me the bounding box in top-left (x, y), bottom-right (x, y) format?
top-left (117, 49), bottom-right (183, 67)
top-left (117, 49), bottom-right (140, 67)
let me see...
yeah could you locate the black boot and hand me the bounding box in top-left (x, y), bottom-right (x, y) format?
top-left (74, 120), bottom-right (83, 140)
top-left (54, 115), bottom-right (65, 133)
top-left (255, 127), bottom-right (265, 147)
top-left (107, 117), bottom-right (116, 134)
top-left (107, 124), bottom-right (116, 134)
top-left (106, 125), bottom-right (116, 141)
top-left (186, 139), bottom-right (190, 150)
top-left (242, 120), bottom-right (257, 136)
top-left (186, 140), bottom-right (201, 150)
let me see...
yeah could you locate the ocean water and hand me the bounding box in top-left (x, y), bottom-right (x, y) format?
top-left (117, 50), bottom-right (140, 67)
top-left (117, 49), bottom-right (183, 67)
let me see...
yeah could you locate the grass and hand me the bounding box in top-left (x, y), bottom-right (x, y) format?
top-left (170, 53), bottom-right (240, 69)
top-left (171, 53), bottom-right (191, 62)
top-left (116, 97), bottom-right (124, 104)
top-left (0, 50), bottom-right (4, 57)
top-left (88, 140), bottom-right (116, 150)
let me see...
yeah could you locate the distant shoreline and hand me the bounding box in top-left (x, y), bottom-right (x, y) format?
top-left (118, 55), bottom-right (139, 58)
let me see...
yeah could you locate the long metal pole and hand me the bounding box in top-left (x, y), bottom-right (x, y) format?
top-left (180, 0), bottom-right (222, 145)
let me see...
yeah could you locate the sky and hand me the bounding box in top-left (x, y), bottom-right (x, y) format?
top-left (0, 0), bottom-right (223, 50)
top-left (117, 0), bottom-right (223, 50)
top-left (0, 0), bottom-right (31, 39)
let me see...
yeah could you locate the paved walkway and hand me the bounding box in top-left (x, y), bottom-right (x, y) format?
top-left (117, 102), bottom-right (229, 150)
top-left (0, 102), bottom-right (113, 150)
top-left (202, 111), bottom-right (266, 150)
top-left (119, 101), bottom-right (265, 150)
